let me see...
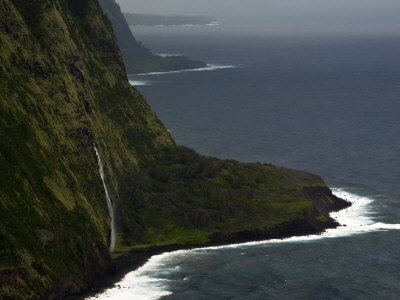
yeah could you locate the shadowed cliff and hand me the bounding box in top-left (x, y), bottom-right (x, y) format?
top-left (0, 0), bottom-right (172, 298)
top-left (0, 0), bottom-right (348, 299)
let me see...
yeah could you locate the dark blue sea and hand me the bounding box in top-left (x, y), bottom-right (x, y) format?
top-left (90, 20), bottom-right (400, 300)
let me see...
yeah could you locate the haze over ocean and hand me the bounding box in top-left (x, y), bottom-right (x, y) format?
top-left (96, 5), bottom-right (400, 298)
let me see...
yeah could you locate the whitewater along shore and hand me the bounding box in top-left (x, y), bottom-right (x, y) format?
top-left (68, 187), bottom-right (350, 300)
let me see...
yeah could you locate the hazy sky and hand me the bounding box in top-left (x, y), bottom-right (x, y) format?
top-left (115, 0), bottom-right (400, 35)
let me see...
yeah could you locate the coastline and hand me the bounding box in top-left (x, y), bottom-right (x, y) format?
top-left (131, 64), bottom-right (236, 76)
top-left (68, 194), bottom-right (351, 300)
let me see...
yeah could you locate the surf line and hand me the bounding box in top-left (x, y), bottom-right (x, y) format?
top-left (129, 80), bottom-right (153, 86)
top-left (202, 188), bottom-right (400, 250)
top-left (86, 189), bottom-right (400, 299)
top-left (133, 64), bottom-right (236, 76)
top-left (94, 144), bottom-right (116, 253)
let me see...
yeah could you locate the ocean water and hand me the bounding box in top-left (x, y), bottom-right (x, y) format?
top-left (92, 22), bottom-right (400, 299)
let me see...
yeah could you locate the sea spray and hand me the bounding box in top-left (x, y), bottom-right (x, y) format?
top-left (86, 189), bottom-right (400, 300)
top-left (94, 145), bottom-right (116, 253)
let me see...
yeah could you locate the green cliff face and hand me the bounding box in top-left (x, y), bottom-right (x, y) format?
top-left (98, 0), bottom-right (207, 74)
top-left (0, 0), bottom-right (172, 298)
top-left (0, 0), bottom-right (348, 299)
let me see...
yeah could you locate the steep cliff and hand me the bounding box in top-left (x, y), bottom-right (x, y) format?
top-left (98, 0), bottom-right (207, 74)
top-left (0, 0), bottom-right (172, 298)
top-left (0, 0), bottom-right (348, 299)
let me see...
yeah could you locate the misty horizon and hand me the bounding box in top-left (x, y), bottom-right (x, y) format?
top-left (116, 0), bottom-right (400, 35)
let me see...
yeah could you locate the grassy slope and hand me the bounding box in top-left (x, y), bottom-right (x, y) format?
top-left (116, 147), bottom-right (342, 252)
top-left (0, 0), bottom-right (347, 299)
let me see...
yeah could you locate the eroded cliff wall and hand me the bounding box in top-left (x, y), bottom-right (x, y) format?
top-left (0, 1), bottom-right (348, 299)
top-left (0, 0), bottom-right (172, 298)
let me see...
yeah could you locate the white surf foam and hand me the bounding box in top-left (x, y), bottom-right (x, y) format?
top-left (206, 21), bottom-right (220, 26)
top-left (87, 189), bottom-right (400, 299)
top-left (152, 23), bottom-right (220, 27)
top-left (86, 254), bottom-right (175, 300)
top-left (135, 64), bottom-right (236, 76)
top-left (204, 188), bottom-right (400, 250)
top-left (129, 80), bottom-right (153, 86)
top-left (156, 53), bottom-right (183, 58)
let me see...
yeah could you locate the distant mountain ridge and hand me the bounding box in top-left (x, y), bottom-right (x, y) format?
top-left (124, 13), bottom-right (217, 26)
top-left (98, 0), bottom-right (206, 74)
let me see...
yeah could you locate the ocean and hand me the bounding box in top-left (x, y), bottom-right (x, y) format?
top-left (90, 20), bottom-right (400, 299)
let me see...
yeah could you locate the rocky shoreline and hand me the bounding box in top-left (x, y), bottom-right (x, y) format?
top-left (68, 192), bottom-right (350, 300)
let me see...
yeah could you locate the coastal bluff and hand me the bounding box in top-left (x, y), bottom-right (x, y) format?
top-left (0, 0), bottom-right (349, 299)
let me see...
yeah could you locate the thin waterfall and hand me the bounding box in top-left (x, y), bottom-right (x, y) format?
top-left (94, 145), bottom-right (116, 252)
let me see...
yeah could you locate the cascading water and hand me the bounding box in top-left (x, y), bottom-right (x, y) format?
top-left (94, 145), bottom-right (116, 253)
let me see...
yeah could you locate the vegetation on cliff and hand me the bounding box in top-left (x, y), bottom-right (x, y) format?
top-left (116, 146), bottom-right (347, 250)
top-left (0, 0), bottom-right (172, 298)
top-left (98, 0), bottom-right (207, 74)
top-left (0, 0), bottom-right (348, 299)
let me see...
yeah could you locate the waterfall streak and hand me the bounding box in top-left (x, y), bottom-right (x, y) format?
top-left (86, 189), bottom-right (400, 299)
top-left (94, 145), bottom-right (116, 252)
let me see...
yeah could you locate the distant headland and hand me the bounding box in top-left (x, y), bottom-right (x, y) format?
top-left (124, 13), bottom-right (218, 26)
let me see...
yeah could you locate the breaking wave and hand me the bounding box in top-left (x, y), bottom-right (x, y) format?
top-left (135, 64), bottom-right (236, 76)
top-left (129, 80), bottom-right (153, 86)
top-left (87, 189), bottom-right (400, 300)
